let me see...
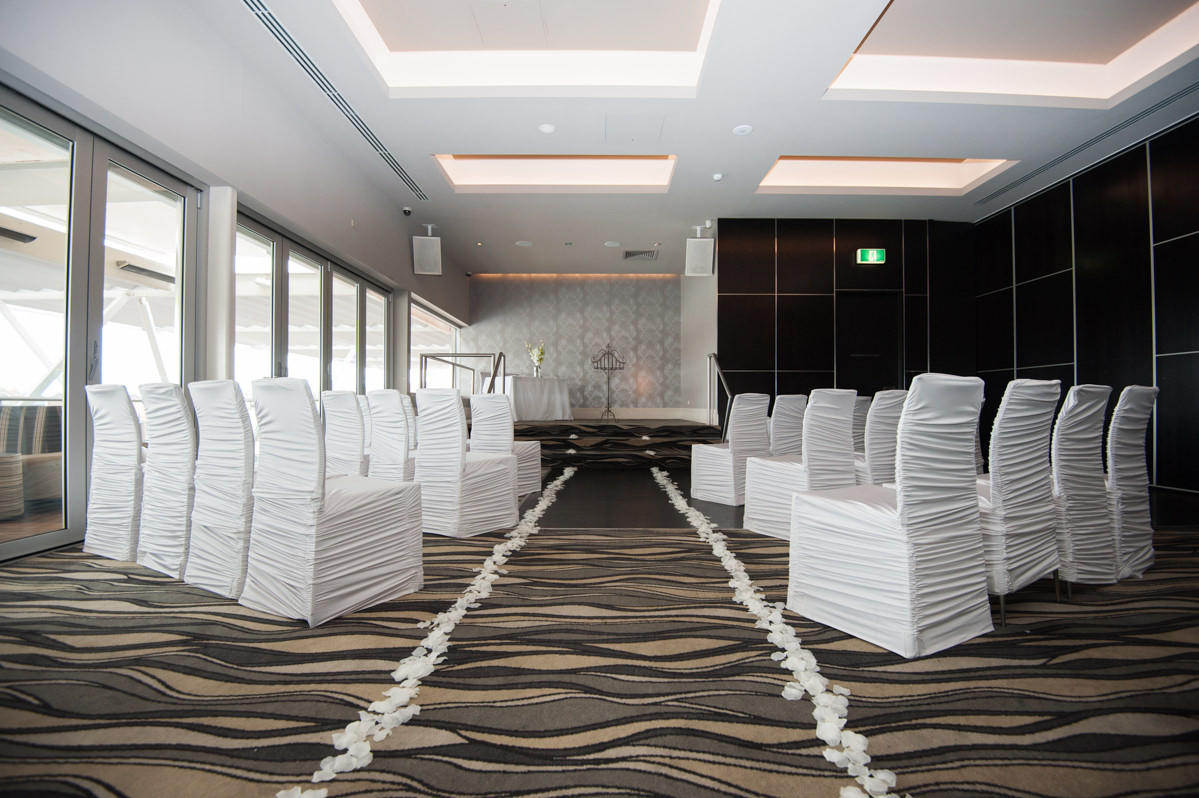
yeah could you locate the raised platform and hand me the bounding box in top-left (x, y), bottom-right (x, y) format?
top-left (515, 419), bottom-right (722, 470)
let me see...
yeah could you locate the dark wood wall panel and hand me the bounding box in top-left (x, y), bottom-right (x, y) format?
top-left (1153, 235), bottom-right (1199, 356)
top-left (1015, 271), bottom-right (1074, 368)
top-left (904, 295), bottom-right (928, 372)
top-left (975, 212), bottom-right (1013, 294)
top-left (1072, 149), bottom-right (1153, 380)
top-left (836, 293), bottom-right (903, 394)
top-left (1014, 184), bottom-right (1073, 283)
top-left (928, 221), bottom-right (977, 375)
top-left (777, 219), bottom-right (834, 294)
top-left (716, 218), bottom-right (775, 294)
top-left (777, 371), bottom-right (836, 398)
top-left (834, 219), bottom-right (904, 290)
top-left (975, 289), bottom-right (1014, 372)
top-left (716, 295), bottom-right (775, 370)
top-left (1149, 116), bottom-right (1199, 243)
top-left (777, 295), bottom-right (834, 370)
top-left (903, 220), bottom-right (929, 293)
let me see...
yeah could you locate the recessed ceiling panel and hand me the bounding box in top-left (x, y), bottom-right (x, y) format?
top-left (435, 154), bottom-right (677, 193)
top-left (757, 156), bottom-right (1016, 196)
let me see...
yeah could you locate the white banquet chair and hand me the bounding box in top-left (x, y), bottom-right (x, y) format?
top-left (854, 389), bottom-right (907, 485)
top-left (367, 389), bottom-right (415, 482)
top-left (183, 380), bottom-right (255, 600)
top-left (136, 383), bottom-right (197, 579)
top-left (743, 388), bottom-right (857, 538)
top-left (238, 378), bottom-right (423, 626)
top-left (415, 389), bottom-right (518, 537)
top-left (322, 390), bottom-right (366, 477)
top-left (789, 373), bottom-right (991, 658)
top-left (769, 394), bottom-right (807, 456)
top-left (976, 379), bottom-right (1061, 624)
top-left (83, 384), bottom-right (144, 562)
top-left (470, 393), bottom-right (541, 496)
top-left (400, 393), bottom-right (418, 451)
top-left (690, 393), bottom-right (771, 506)
top-left (852, 395), bottom-right (872, 455)
top-left (1106, 385), bottom-right (1159, 579)
top-left (1051, 384), bottom-right (1116, 587)
top-left (357, 394), bottom-right (373, 458)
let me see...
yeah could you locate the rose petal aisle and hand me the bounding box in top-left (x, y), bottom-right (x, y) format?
top-left (650, 467), bottom-right (909, 798)
top-left (276, 466), bottom-right (577, 798)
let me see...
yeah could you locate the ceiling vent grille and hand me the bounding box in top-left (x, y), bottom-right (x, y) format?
top-left (243, 0), bottom-right (428, 201)
top-left (623, 250), bottom-right (659, 261)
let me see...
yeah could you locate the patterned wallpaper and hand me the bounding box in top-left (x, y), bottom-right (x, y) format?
top-left (460, 275), bottom-right (682, 408)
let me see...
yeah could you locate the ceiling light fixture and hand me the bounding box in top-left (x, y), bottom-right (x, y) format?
top-left (515, 240), bottom-right (533, 247)
top-left (712, 173), bottom-right (724, 181)
top-left (538, 123), bottom-right (556, 134)
top-left (603, 241), bottom-right (621, 248)
top-left (433, 154), bottom-right (677, 193)
top-left (732, 124), bottom-right (753, 135)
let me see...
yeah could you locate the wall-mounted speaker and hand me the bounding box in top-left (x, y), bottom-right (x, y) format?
top-left (685, 237), bottom-right (715, 276)
top-left (413, 235), bottom-right (442, 275)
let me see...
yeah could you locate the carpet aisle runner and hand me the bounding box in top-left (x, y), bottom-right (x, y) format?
top-left (650, 467), bottom-right (908, 798)
top-left (275, 467), bottom-right (578, 798)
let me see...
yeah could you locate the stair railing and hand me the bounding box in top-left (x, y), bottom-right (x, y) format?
top-left (707, 352), bottom-right (733, 440)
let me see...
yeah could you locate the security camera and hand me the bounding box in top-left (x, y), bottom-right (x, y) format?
top-left (465, 271), bottom-right (473, 277)
top-left (402, 207), bottom-right (412, 216)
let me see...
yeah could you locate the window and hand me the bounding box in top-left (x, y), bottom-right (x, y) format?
top-left (232, 225), bottom-right (274, 398)
top-left (364, 288), bottom-right (387, 393)
top-left (410, 302), bottom-right (458, 389)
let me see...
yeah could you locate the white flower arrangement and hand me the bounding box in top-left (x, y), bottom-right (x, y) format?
top-left (277, 467), bottom-right (578, 798)
top-left (650, 467), bottom-right (908, 798)
top-left (525, 339), bottom-right (545, 370)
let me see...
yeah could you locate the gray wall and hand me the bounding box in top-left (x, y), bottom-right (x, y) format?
top-left (461, 275), bottom-right (682, 411)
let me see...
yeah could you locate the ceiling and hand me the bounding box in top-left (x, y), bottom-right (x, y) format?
top-left (193, 0), bottom-right (1199, 276)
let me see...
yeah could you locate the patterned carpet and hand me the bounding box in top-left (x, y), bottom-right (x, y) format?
top-left (1, 474), bottom-right (1198, 797)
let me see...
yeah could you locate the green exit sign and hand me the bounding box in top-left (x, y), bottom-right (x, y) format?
top-left (856, 248), bottom-right (886, 264)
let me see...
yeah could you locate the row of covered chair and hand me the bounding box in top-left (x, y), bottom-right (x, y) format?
top-left (693, 378), bottom-right (1158, 656)
top-left (82, 380), bottom-right (532, 626)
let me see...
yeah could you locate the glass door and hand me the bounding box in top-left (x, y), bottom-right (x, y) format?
top-left (285, 249), bottom-right (323, 397)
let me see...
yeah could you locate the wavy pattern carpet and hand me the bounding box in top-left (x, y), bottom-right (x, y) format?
top-left (1, 474), bottom-right (1198, 797)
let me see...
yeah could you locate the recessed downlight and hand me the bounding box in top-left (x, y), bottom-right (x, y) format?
top-left (732, 124), bottom-right (753, 135)
top-left (603, 241), bottom-right (621, 248)
top-left (515, 240), bottom-right (533, 247)
top-left (538, 123), bottom-right (556, 134)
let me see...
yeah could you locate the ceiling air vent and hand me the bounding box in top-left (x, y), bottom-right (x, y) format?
top-left (623, 250), bottom-right (659, 261)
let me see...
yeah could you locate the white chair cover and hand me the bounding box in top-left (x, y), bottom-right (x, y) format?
top-left (470, 393), bottom-right (541, 496)
top-left (136, 383), bottom-right (197, 579)
top-left (974, 422), bottom-right (986, 475)
top-left (789, 373), bottom-right (991, 658)
top-left (239, 379), bottom-right (423, 626)
top-left (184, 380), bottom-right (255, 599)
top-left (1051, 384), bottom-right (1116, 584)
top-left (357, 394), bottom-right (373, 455)
top-left (977, 379), bottom-right (1061, 599)
top-left (743, 388), bottom-right (857, 538)
top-left (1107, 385), bottom-right (1159, 579)
top-left (852, 395), bottom-right (872, 455)
top-left (322, 390), bottom-right (366, 477)
top-left (83, 384), bottom-right (143, 561)
top-left (769, 394), bottom-right (807, 456)
top-left (854, 389), bottom-right (908, 485)
top-left (400, 393), bottom-right (418, 451)
top-left (690, 393), bottom-right (771, 506)
top-left (416, 389), bottom-right (518, 537)
top-left (366, 389), bottom-right (415, 482)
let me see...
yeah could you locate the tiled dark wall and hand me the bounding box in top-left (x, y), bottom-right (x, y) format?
top-left (974, 114), bottom-right (1199, 518)
top-left (715, 218), bottom-right (929, 414)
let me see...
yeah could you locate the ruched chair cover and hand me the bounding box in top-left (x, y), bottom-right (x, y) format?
top-left (789, 373), bottom-right (991, 658)
top-left (136, 383), bottom-right (197, 579)
top-left (184, 380), bottom-right (255, 599)
top-left (769, 394), bottom-right (807, 456)
top-left (852, 395), bottom-right (872, 455)
top-left (83, 384), bottom-right (144, 561)
top-left (1107, 385), bottom-right (1159, 579)
top-left (1051, 385), bottom-right (1116, 585)
top-left (366, 389), bottom-right (415, 482)
top-left (239, 378), bottom-right (423, 626)
top-left (415, 389), bottom-right (518, 537)
top-left (690, 393), bottom-right (771, 506)
top-left (322, 391), bottom-right (366, 477)
top-left (357, 394), bottom-right (373, 455)
top-left (743, 388), bottom-right (857, 538)
top-left (470, 394), bottom-right (541, 496)
top-left (854, 389), bottom-right (907, 485)
top-left (400, 393), bottom-right (418, 451)
top-left (976, 379), bottom-right (1061, 619)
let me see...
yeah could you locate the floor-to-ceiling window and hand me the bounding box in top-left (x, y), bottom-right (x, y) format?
top-left (364, 288), bottom-right (388, 393)
top-left (410, 302), bottom-right (459, 390)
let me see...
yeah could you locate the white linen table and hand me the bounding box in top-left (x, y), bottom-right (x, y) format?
top-left (503, 376), bottom-right (572, 421)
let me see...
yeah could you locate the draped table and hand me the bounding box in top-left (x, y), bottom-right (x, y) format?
top-left (503, 376), bottom-right (572, 421)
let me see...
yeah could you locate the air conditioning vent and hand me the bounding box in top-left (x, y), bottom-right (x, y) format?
top-left (623, 250), bottom-right (659, 261)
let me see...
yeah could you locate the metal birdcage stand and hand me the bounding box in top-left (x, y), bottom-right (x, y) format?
top-left (591, 343), bottom-right (626, 422)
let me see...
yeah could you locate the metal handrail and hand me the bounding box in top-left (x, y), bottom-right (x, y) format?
top-left (419, 352), bottom-right (505, 394)
top-left (484, 352), bottom-right (506, 394)
top-left (707, 352), bottom-right (733, 438)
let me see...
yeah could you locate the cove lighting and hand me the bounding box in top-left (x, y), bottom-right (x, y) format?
top-left (757, 156), bottom-right (1016, 196)
top-left (434, 154), bottom-right (677, 193)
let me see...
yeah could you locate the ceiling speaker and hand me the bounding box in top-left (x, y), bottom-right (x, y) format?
top-left (413, 235), bottom-right (442, 275)
top-left (685, 237), bottom-right (714, 276)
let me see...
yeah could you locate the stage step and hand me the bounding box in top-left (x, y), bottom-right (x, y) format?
top-left (515, 419), bottom-right (722, 470)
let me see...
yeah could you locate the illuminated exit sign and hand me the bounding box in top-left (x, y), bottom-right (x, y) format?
top-left (856, 248), bottom-right (886, 265)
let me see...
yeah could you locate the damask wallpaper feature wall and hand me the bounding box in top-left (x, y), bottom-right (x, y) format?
top-left (460, 275), bottom-right (682, 409)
